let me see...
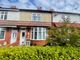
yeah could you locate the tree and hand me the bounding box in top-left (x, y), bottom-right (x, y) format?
top-left (47, 17), bottom-right (80, 46)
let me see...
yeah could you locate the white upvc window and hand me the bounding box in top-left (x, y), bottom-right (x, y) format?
top-left (0, 11), bottom-right (7, 20)
top-left (31, 27), bottom-right (47, 40)
top-left (61, 15), bottom-right (70, 20)
top-left (32, 13), bottom-right (41, 21)
top-left (0, 28), bottom-right (6, 40)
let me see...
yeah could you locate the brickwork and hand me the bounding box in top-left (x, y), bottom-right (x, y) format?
top-left (31, 40), bottom-right (47, 46)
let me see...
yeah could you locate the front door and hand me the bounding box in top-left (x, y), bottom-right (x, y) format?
top-left (20, 30), bottom-right (26, 45)
top-left (10, 30), bottom-right (17, 44)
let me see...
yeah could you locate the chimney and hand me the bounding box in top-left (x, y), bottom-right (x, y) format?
top-left (10, 6), bottom-right (18, 11)
top-left (37, 6), bottom-right (42, 10)
top-left (50, 8), bottom-right (54, 11)
top-left (10, 6), bottom-right (17, 9)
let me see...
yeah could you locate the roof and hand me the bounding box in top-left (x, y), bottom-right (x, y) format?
top-left (52, 11), bottom-right (80, 15)
top-left (0, 8), bottom-right (52, 13)
top-left (0, 20), bottom-right (51, 27)
top-left (0, 7), bottom-right (80, 15)
top-left (52, 22), bottom-right (80, 28)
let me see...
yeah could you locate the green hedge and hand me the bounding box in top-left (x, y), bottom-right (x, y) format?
top-left (0, 46), bottom-right (80, 60)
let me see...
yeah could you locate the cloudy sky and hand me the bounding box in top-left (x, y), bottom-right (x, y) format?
top-left (0, 0), bottom-right (80, 13)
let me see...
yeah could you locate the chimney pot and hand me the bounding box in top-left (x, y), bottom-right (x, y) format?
top-left (11, 6), bottom-right (17, 9)
top-left (37, 7), bottom-right (42, 10)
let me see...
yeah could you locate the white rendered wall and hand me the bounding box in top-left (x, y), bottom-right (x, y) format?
top-left (53, 13), bottom-right (80, 23)
top-left (7, 12), bottom-right (20, 21)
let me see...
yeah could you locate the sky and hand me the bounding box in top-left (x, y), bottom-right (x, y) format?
top-left (0, 0), bottom-right (80, 13)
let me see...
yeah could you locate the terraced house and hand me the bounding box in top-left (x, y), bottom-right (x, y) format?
top-left (0, 6), bottom-right (52, 46)
top-left (0, 6), bottom-right (80, 46)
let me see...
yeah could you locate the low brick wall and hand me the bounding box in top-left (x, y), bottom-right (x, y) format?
top-left (31, 40), bottom-right (47, 46)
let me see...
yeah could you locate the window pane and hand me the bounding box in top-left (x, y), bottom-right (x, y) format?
top-left (22, 32), bottom-right (25, 37)
top-left (1, 15), bottom-right (3, 19)
top-left (0, 11), bottom-right (7, 20)
top-left (32, 13), bottom-right (41, 21)
top-left (34, 32), bottom-right (37, 39)
top-left (39, 32), bottom-right (41, 39)
top-left (31, 27), bottom-right (47, 40)
top-left (43, 31), bottom-right (46, 39)
top-left (32, 32), bottom-right (33, 39)
top-left (4, 15), bottom-right (7, 20)
top-left (1, 11), bottom-right (4, 14)
top-left (37, 14), bottom-right (41, 21)
top-left (33, 14), bottom-right (36, 16)
top-left (35, 28), bottom-right (37, 32)
top-left (32, 14), bottom-right (36, 21)
top-left (38, 28), bottom-right (41, 39)
top-left (33, 16), bottom-right (36, 21)
top-left (13, 33), bottom-right (16, 39)
top-left (0, 31), bottom-right (5, 39)
top-left (43, 28), bottom-right (47, 39)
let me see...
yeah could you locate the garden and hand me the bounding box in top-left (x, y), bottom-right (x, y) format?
top-left (0, 46), bottom-right (80, 60)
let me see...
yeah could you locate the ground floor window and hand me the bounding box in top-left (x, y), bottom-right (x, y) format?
top-left (31, 27), bottom-right (47, 40)
top-left (0, 28), bottom-right (5, 40)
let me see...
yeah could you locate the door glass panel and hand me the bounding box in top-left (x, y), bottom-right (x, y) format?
top-left (20, 31), bottom-right (26, 45)
top-left (21, 32), bottom-right (26, 40)
top-left (22, 32), bottom-right (25, 37)
top-left (10, 30), bottom-right (17, 44)
top-left (13, 32), bottom-right (16, 39)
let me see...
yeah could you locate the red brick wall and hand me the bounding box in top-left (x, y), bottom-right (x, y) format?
top-left (31, 40), bottom-right (47, 46)
top-left (5, 28), bottom-right (11, 45)
top-left (0, 28), bottom-right (11, 47)
top-left (26, 30), bottom-right (30, 40)
top-left (16, 30), bottom-right (20, 45)
top-left (0, 28), bottom-right (47, 47)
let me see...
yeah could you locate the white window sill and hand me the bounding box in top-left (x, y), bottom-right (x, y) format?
top-left (0, 39), bottom-right (5, 40)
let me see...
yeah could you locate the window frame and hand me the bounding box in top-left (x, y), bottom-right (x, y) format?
top-left (0, 28), bottom-right (6, 40)
top-left (31, 27), bottom-right (47, 40)
top-left (0, 11), bottom-right (7, 20)
top-left (32, 13), bottom-right (42, 21)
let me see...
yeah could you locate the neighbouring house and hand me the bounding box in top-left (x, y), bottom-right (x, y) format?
top-left (0, 6), bottom-right (80, 47)
top-left (52, 11), bottom-right (80, 27)
top-left (0, 6), bottom-right (52, 46)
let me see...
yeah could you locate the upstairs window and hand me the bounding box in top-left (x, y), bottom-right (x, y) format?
top-left (32, 13), bottom-right (41, 21)
top-left (0, 11), bottom-right (7, 20)
top-left (61, 15), bottom-right (70, 20)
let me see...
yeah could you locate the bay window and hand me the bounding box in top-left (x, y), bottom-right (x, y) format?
top-left (31, 27), bottom-right (47, 40)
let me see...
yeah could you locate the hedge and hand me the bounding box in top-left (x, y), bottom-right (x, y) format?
top-left (0, 46), bottom-right (80, 60)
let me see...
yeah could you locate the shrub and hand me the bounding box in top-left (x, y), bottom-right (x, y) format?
top-left (47, 26), bottom-right (80, 46)
top-left (47, 17), bottom-right (80, 46)
top-left (0, 46), bottom-right (80, 60)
